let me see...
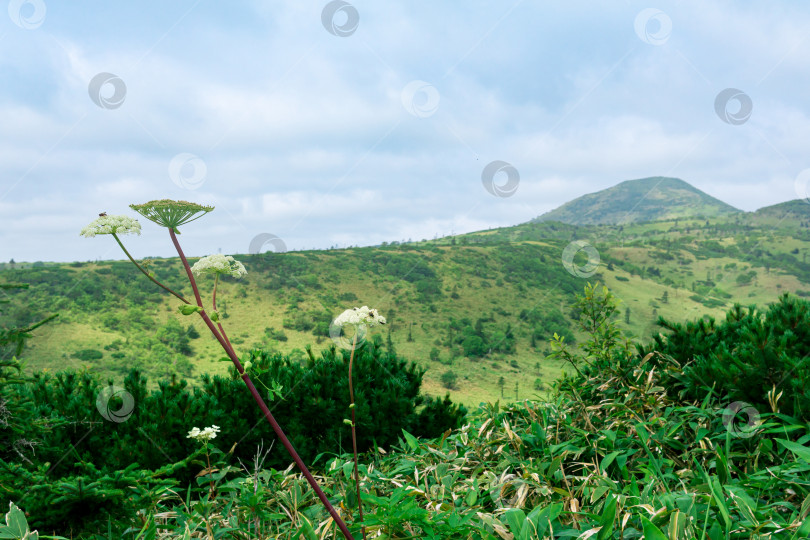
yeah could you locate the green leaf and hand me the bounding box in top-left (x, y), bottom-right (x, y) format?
top-left (503, 508), bottom-right (526, 535)
top-left (639, 516), bottom-right (668, 540)
top-left (667, 510), bottom-right (688, 540)
top-left (777, 438), bottom-right (810, 463)
top-left (707, 476), bottom-right (731, 529)
top-left (342, 461), bottom-right (354, 480)
top-left (596, 495), bottom-right (617, 540)
top-left (696, 428), bottom-right (711, 441)
top-left (402, 429), bottom-right (420, 452)
top-left (726, 486), bottom-right (759, 526)
top-left (589, 485), bottom-right (610, 504)
top-left (464, 488), bottom-right (478, 507)
top-left (526, 503), bottom-right (562, 539)
top-left (599, 451), bottom-right (620, 475)
top-left (0, 502), bottom-right (29, 539)
top-left (790, 510), bottom-right (810, 540)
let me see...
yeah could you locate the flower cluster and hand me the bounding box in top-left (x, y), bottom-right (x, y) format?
top-left (129, 199), bottom-right (214, 233)
top-left (79, 215), bottom-right (141, 237)
top-left (191, 254), bottom-right (247, 278)
top-left (187, 425), bottom-right (220, 443)
top-left (333, 306), bottom-right (386, 329)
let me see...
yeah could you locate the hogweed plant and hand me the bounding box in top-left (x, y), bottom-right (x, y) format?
top-left (187, 424), bottom-right (221, 497)
top-left (332, 306), bottom-right (386, 540)
top-left (81, 200), bottom-right (356, 539)
top-left (187, 424), bottom-right (222, 537)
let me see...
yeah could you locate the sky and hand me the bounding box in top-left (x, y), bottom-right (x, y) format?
top-left (1, 1), bottom-right (810, 263)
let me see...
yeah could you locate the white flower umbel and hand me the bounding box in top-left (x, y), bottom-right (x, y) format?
top-left (333, 306), bottom-right (386, 329)
top-left (191, 254), bottom-right (247, 278)
top-left (80, 215), bottom-right (141, 237)
top-left (187, 425), bottom-right (221, 443)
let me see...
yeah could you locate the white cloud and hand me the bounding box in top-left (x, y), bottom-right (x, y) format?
top-left (1, 1), bottom-right (809, 262)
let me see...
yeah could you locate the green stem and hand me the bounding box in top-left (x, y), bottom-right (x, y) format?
top-left (112, 233), bottom-right (189, 304)
top-left (205, 446), bottom-right (215, 498)
top-left (212, 274), bottom-right (233, 353)
top-left (348, 332), bottom-right (366, 540)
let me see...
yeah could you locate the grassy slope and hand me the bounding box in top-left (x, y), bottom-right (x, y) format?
top-left (5, 191), bottom-right (809, 408)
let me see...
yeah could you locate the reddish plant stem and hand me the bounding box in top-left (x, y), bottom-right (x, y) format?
top-left (167, 229), bottom-right (353, 540)
top-left (348, 333), bottom-right (366, 540)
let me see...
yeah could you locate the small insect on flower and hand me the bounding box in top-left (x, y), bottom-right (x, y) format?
top-left (99, 212), bottom-right (107, 217)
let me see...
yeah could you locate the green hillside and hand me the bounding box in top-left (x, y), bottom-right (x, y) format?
top-left (749, 198), bottom-right (810, 227)
top-left (2, 180), bottom-right (809, 408)
top-left (533, 176), bottom-right (742, 225)
top-left (3, 224), bottom-right (809, 408)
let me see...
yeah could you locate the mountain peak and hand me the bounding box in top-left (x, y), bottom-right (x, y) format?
top-left (533, 176), bottom-right (741, 225)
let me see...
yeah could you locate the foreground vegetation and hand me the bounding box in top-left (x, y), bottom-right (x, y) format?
top-left (2, 284), bottom-right (809, 537)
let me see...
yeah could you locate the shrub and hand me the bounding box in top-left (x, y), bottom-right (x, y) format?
top-left (264, 326), bottom-right (288, 342)
top-left (71, 348), bottom-right (103, 361)
top-left (440, 370), bottom-right (458, 389)
top-left (639, 293), bottom-right (810, 420)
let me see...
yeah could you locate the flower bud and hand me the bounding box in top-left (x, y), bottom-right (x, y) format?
top-left (178, 304), bottom-right (202, 316)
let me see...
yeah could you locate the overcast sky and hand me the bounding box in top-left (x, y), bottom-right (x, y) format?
top-left (1, 1), bottom-right (809, 263)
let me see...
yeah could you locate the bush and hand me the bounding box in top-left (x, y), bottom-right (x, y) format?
top-left (440, 370), bottom-right (458, 389)
top-left (639, 293), bottom-right (810, 420)
top-left (461, 335), bottom-right (486, 357)
top-left (264, 326), bottom-right (288, 342)
top-left (71, 348), bottom-right (103, 361)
